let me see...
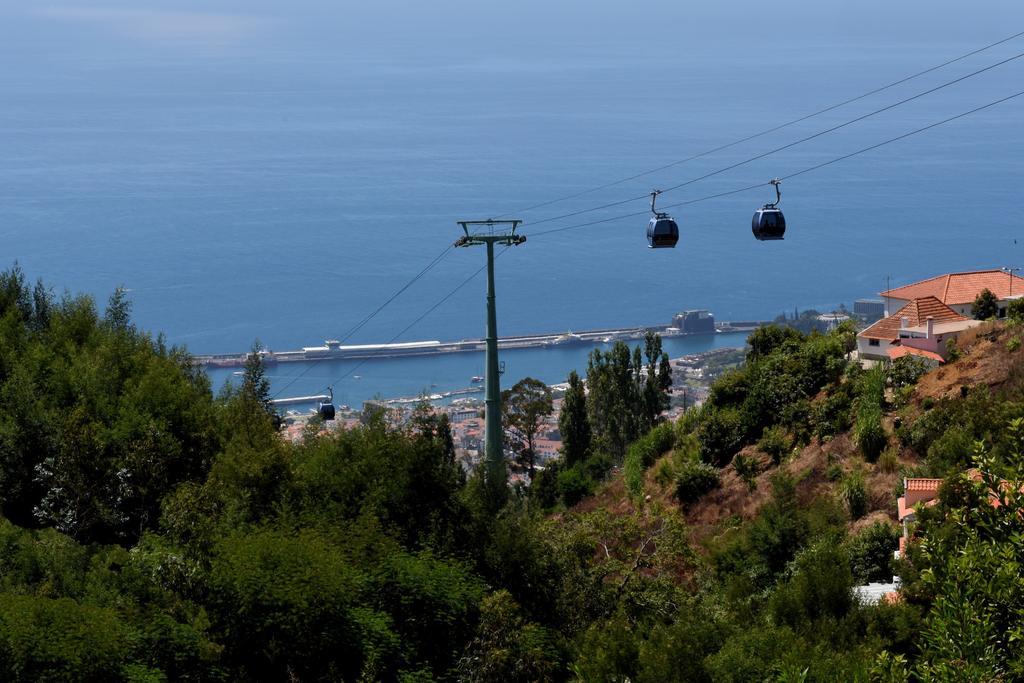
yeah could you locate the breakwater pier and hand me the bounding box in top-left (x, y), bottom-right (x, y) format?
top-left (193, 311), bottom-right (767, 369)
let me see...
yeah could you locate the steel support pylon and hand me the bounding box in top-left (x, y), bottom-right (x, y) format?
top-left (454, 220), bottom-right (526, 502)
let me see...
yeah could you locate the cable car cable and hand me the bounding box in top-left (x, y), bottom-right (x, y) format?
top-left (278, 86), bottom-right (1024, 401)
top-left (271, 242), bottom-right (454, 398)
top-left (322, 249), bottom-right (509, 392)
top-left (528, 87), bottom-right (1024, 238)
top-left (495, 28), bottom-right (1024, 219)
top-left (519, 48), bottom-right (1024, 230)
top-left (272, 47), bottom-right (1024, 402)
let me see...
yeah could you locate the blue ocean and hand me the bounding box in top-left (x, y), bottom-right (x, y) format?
top-left (2, 2), bottom-right (1022, 404)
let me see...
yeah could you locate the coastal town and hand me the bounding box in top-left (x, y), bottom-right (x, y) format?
top-left (278, 267), bottom-right (1024, 485)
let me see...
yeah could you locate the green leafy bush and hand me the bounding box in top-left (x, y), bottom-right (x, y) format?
top-left (697, 406), bottom-right (748, 467)
top-left (733, 452), bottom-right (760, 491)
top-left (758, 425), bottom-right (790, 464)
top-left (878, 448), bottom-right (900, 474)
top-left (855, 406), bottom-right (887, 462)
top-left (846, 521), bottom-right (899, 583)
top-left (653, 460), bottom-right (674, 488)
top-left (888, 355), bottom-right (930, 389)
top-left (556, 464), bottom-right (594, 507)
top-left (1008, 297), bottom-right (1024, 322)
top-left (674, 461), bottom-right (720, 504)
top-left (624, 423), bottom-right (675, 499)
top-left (840, 470), bottom-right (868, 520)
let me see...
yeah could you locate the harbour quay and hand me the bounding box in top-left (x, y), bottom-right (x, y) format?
top-left (192, 310), bottom-right (768, 369)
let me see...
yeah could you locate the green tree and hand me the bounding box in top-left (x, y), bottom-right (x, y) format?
top-left (501, 377), bottom-right (554, 481)
top-left (456, 591), bottom-right (562, 682)
top-left (1008, 296), bottom-right (1024, 322)
top-left (586, 342), bottom-right (640, 460)
top-left (585, 335), bottom-right (672, 462)
top-left (746, 324), bottom-right (801, 362)
top-left (104, 286), bottom-right (132, 331)
top-left (903, 423), bottom-right (1024, 678)
top-left (639, 331), bottom-right (673, 432)
top-left (559, 370), bottom-right (591, 467)
top-left (971, 287), bottom-right (999, 320)
top-left (241, 339), bottom-right (273, 414)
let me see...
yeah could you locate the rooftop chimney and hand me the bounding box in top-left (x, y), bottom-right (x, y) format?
top-left (900, 316), bottom-right (910, 330)
top-left (926, 316), bottom-right (934, 339)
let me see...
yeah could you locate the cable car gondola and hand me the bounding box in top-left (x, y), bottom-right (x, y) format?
top-left (318, 388), bottom-right (336, 421)
top-left (752, 178), bottom-right (786, 241)
top-left (646, 190), bottom-right (679, 248)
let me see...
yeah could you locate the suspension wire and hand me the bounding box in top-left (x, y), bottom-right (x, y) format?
top-left (273, 44), bottom-right (1024, 401)
top-left (518, 48), bottom-right (1024, 230)
top-left (529, 88), bottom-right (1024, 239)
top-left (310, 87), bottom-right (1024, 397)
top-left (496, 29), bottom-right (1024, 219)
top-left (322, 249), bottom-right (509, 392)
top-left (271, 242), bottom-right (454, 398)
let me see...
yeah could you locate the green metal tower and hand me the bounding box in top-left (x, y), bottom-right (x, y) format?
top-left (455, 220), bottom-right (526, 499)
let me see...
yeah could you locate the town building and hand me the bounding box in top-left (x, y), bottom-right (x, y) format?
top-left (853, 299), bottom-right (886, 322)
top-left (816, 311), bottom-right (850, 331)
top-left (671, 309), bottom-right (715, 334)
top-left (881, 269), bottom-right (1024, 319)
top-left (856, 295), bottom-right (982, 363)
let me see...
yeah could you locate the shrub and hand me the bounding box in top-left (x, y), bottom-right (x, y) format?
top-left (1009, 297), bottom-right (1024, 322)
top-left (697, 406), bottom-right (748, 467)
top-left (921, 396), bottom-right (935, 411)
top-left (846, 521), bottom-right (899, 583)
top-left (758, 425), bottom-right (790, 465)
top-left (780, 399), bottom-right (813, 446)
top-left (1008, 336), bottom-right (1021, 353)
top-left (878, 448), bottom-right (900, 474)
top-left (945, 338), bottom-right (961, 362)
top-left (888, 356), bottom-right (929, 389)
top-left (623, 423), bottom-right (676, 500)
top-left (733, 453), bottom-right (760, 491)
top-left (825, 463), bottom-right (844, 482)
top-left (556, 465), bottom-right (594, 507)
top-left (653, 460), bottom-right (674, 488)
top-left (971, 287), bottom-right (999, 320)
top-left (812, 390), bottom-right (853, 440)
top-left (858, 364), bottom-right (887, 409)
top-left (855, 406), bottom-right (887, 462)
top-left (675, 461), bottom-right (720, 504)
top-left (529, 462), bottom-right (560, 509)
top-left (840, 471), bottom-right (868, 520)
top-left (583, 452), bottom-right (614, 482)
top-left (926, 426), bottom-right (975, 477)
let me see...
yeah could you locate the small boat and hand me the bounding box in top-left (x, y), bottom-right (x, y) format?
top-left (471, 376), bottom-right (484, 383)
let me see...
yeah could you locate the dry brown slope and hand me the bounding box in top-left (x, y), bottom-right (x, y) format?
top-left (566, 321), bottom-right (1024, 552)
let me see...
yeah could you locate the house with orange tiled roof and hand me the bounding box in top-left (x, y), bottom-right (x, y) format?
top-left (856, 295), bottom-right (982, 363)
top-left (881, 268), bottom-right (1024, 319)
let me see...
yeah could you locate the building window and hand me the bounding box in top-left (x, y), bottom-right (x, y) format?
top-left (869, 339), bottom-right (880, 347)
top-left (999, 307), bottom-right (1007, 319)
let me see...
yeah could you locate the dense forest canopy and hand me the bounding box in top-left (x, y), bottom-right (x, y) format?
top-left (0, 265), bottom-right (1023, 681)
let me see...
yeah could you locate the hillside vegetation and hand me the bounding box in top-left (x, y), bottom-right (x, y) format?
top-left (1, 266), bottom-right (1024, 680)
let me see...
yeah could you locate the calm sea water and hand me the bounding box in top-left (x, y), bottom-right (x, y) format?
top-left (3, 7), bottom-right (1023, 402)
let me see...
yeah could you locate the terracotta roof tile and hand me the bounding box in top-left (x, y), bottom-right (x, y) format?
top-left (906, 478), bottom-right (943, 492)
top-left (882, 269), bottom-right (1024, 305)
top-left (887, 346), bottom-right (944, 363)
top-left (859, 296), bottom-right (966, 342)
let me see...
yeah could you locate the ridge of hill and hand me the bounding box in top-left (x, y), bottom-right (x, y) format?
top-left (565, 319), bottom-right (1024, 559)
